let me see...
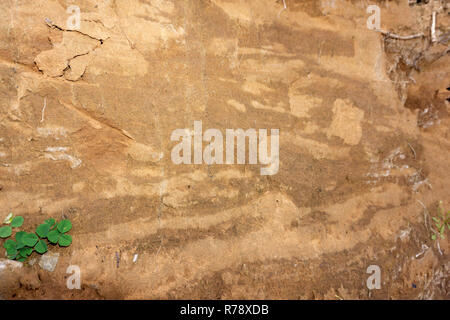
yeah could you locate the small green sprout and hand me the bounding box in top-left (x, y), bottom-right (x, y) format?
top-left (431, 201), bottom-right (450, 241)
top-left (0, 213), bottom-right (73, 262)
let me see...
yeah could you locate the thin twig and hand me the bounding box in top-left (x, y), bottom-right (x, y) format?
top-left (437, 241), bottom-right (443, 255)
top-left (417, 200), bottom-right (438, 235)
top-left (375, 29), bottom-right (424, 40)
top-left (408, 143), bottom-right (417, 159)
top-left (40, 97), bottom-right (47, 123)
top-left (277, 0), bottom-right (287, 18)
top-left (431, 11), bottom-right (437, 43)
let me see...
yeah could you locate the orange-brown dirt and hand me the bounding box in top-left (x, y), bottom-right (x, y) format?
top-left (0, 0), bottom-right (449, 299)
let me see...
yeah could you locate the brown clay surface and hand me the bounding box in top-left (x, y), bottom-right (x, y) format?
top-left (0, 0), bottom-right (449, 299)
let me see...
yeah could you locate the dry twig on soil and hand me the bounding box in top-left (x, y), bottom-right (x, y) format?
top-left (376, 29), bottom-right (425, 40)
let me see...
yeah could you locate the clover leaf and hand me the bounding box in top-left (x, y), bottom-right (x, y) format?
top-left (57, 220), bottom-right (72, 233)
top-left (34, 240), bottom-right (48, 254)
top-left (36, 223), bottom-right (51, 238)
top-left (0, 226), bottom-right (12, 238)
top-left (48, 229), bottom-right (61, 244)
top-left (22, 233), bottom-right (38, 247)
top-left (11, 216), bottom-right (24, 228)
top-left (58, 234), bottom-right (72, 247)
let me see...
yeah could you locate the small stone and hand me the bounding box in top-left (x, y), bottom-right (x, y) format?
top-left (39, 252), bottom-right (59, 272)
top-left (0, 259), bottom-right (23, 272)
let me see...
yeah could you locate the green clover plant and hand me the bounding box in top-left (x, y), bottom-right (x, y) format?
top-left (0, 214), bottom-right (72, 262)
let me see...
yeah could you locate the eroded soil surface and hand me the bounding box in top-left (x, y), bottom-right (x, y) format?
top-left (0, 0), bottom-right (449, 299)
